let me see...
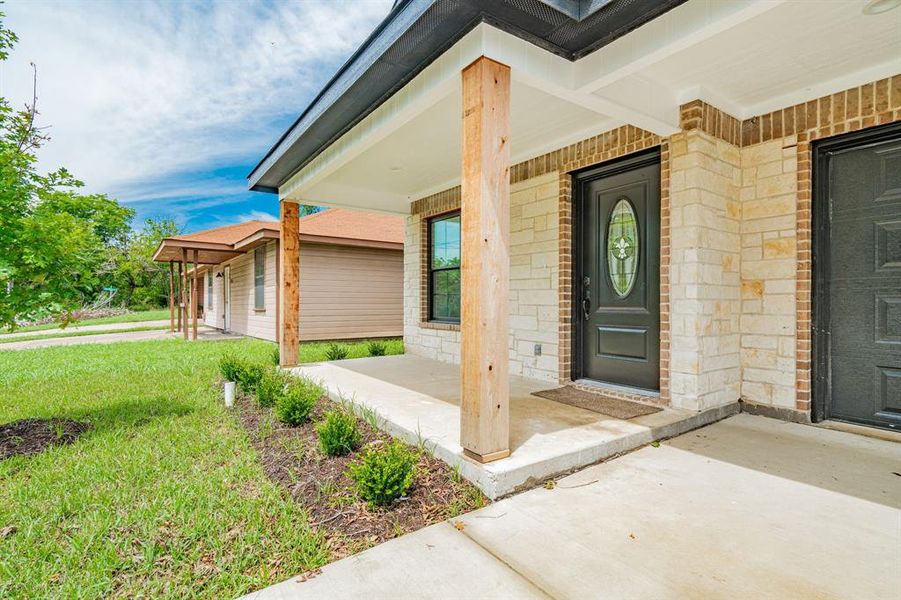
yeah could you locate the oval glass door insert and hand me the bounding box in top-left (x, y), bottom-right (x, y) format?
top-left (607, 198), bottom-right (639, 298)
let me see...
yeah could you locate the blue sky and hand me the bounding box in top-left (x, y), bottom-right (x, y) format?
top-left (1, 0), bottom-right (393, 232)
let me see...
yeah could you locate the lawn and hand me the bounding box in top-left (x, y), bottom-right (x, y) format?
top-left (4, 309), bottom-right (171, 334)
top-left (0, 338), bottom-right (328, 597)
top-left (296, 338), bottom-right (404, 362)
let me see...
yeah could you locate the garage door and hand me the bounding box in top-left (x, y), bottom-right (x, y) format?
top-left (816, 124), bottom-right (901, 430)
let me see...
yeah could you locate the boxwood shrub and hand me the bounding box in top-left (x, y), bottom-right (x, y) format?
top-left (347, 440), bottom-right (417, 507)
top-left (316, 409), bottom-right (360, 456)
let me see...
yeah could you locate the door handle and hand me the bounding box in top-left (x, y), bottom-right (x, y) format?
top-left (581, 275), bottom-right (591, 321)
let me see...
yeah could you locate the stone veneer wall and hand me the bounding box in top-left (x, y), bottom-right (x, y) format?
top-left (739, 138), bottom-right (799, 408)
top-left (667, 130), bottom-right (742, 411)
top-left (684, 75), bottom-right (900, 414)
top-left (401, 74), bottom-right (899, 416)
top-left (405, 173), bottom-right (561, 382)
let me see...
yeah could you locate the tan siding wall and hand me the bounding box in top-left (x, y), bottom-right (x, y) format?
top-left (206, 240), bottom-right (403, 342)
top-left (228, 241), bottom-right (278, 341)
top-left (299, 243), bottom-right (404, 341)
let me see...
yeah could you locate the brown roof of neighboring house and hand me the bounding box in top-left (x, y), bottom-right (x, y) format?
top-left (169, 220), bottom-right (279, 246)
top-left (153, 208), bottom-right (403, 264)
top-left (297, 208), bottom-right (403, 245)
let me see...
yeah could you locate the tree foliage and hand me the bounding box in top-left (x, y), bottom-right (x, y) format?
top-left (0, 12), bottom-right (138, 328)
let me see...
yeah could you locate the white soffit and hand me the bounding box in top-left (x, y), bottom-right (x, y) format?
top-left (590, 0), bottom-right (901, 119)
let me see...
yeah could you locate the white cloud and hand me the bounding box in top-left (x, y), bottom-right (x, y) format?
top-left (0, 0), bottom-right (393, 202)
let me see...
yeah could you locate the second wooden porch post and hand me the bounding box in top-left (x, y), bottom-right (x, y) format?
top-left (279, 200), bottom-right (300, 367)
top-left (460, 56), bottom-right (511, 463)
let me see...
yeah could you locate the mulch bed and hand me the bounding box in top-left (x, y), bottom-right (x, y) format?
top-left (235, 395), bottom-right (488, 559)
top-left (0, 418), bottom-right (92, 460)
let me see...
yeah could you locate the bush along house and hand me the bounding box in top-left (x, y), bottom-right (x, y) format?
top-left (247, 0), bottom-right (900, 497)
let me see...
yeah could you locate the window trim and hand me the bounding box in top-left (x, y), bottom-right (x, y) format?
top-left (427, 210), bottom-right (461, 324)
top-left (253, 247), bottom-right (265, 311)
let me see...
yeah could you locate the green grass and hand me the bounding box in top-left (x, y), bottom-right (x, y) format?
top-left (0, 324), bottom-right (169, 345)
top-left (5, 309), bottom-right (171, 334)
top-left (296, 338), bottom-right (404, 362)
top-left (0, 339), bottom-right (328, 598)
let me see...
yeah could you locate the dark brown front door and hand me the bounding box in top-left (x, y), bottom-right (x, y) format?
top-left (575, 150), bottom-right (660, 391)
top-left (815, 123), bottom-right (901, 430)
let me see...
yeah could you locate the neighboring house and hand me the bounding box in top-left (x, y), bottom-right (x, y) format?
top-left (249, 0), bottom-right (901, 462)
top-left (152, 209), bottom-right (404, 342)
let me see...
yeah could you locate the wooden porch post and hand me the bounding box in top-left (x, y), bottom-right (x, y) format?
top-left (181, 248), bottom-right (189, 341)
top-left (279, 201), bottom-right (300, 367)
top-left (168, 262), bottom-right (175, 333)
top-left (176, 262), bottom-right (182, 333)
top-left (459, 56), bottom-right (511, 463)
top-left (192, 249), bottom-right (199, 341)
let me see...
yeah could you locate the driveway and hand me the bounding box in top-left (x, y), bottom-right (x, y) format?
top-left (248, 413), bottom-right (901, 599)
top-left (0, 319), bottom-right (171, 340)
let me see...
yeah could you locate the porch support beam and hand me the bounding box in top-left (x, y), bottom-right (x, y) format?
top-left (460, 56), bottom-right (511, 463)
top-left (181, 249), bottom-right (189, 341)
top-left (192, 249), bottom-right (199, 341)
top-left (279, 200), bottom-right (300, 367)
top-left (176, 262), bottom-right (182, 333)
top-left (168, 262), bottom-right (175, 333)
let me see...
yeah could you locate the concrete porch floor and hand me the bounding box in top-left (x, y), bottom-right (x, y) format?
top-left (291, 354), bottom-right (736, 499)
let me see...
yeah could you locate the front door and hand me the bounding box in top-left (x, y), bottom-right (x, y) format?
top-left (223, 266), bottom-right (231, 332)
top-left (575, 150), bottom-right (660, 390)
top-left (816, 124), bottom-right (901, 430)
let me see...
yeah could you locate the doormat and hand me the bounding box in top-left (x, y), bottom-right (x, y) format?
top-left (532, 386), bottom-right (662, 420)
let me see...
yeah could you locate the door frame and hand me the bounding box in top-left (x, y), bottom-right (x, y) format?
top-left (812, 121), bottom-right (901, 423)
top-left (571, 147), bottom-right (662, 384)
top-left (223, 265), bottom-right (231, 332)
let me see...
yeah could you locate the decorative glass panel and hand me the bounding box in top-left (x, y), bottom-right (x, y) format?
top-left (607, 198), bottom-right (639, 298)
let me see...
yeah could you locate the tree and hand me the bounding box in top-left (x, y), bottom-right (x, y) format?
top-left (109, 218), bottom-right (180, 309)
top-left (0, 12), bottom-right (136, 328)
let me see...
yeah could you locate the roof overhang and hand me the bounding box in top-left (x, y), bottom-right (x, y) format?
top-left (248, 0), bottom-right (687, 193)
top-left (152, 239), bottom-right (245, 265)
top-left (270, 0), bottom-right (901, 215)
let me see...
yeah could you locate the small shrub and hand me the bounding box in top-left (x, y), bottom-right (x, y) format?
top-left (256, 369), bottom-right (289, 408)
top-left (316, 409), bottom-right (360, 456)
top-left (325, 343), bottom-right (349, 361)
top-left (269, 345), bottom-right (280, 366)
top-left (275, 380), bottom-right (321, 425)
top-left (347, 440), bottom-right (417, 507)
top-left (218, 353), bottom-right (242, 382)
top-left (236, 362), bottom-right (266, 395)
top-left (366, 340), bottom-right (387, 357)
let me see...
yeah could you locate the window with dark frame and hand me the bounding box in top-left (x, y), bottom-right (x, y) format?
top-left (254, 247), bottom-right (265, 310)
top-left (428, 212), bottom-right (461, 323)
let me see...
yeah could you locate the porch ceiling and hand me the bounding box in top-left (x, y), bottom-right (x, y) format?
top-left (279, 0), bottom-right (900, 213)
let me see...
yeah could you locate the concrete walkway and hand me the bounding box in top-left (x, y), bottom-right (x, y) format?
top-left (247, 414), bottom-right (901, 599)
top-left (0, 326), bottom-right (237, 351)
top-left (0, 319), bottom-right (170, 339)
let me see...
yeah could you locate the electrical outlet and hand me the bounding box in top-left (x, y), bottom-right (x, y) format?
top-left (534, 343), bottom-right (542, 356)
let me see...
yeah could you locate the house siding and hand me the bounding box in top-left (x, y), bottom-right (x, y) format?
top-left (205, 240), bottom-right (403, 342)
top-left (299, 243), bottom-right (404, 341)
